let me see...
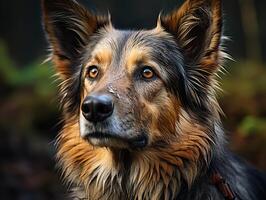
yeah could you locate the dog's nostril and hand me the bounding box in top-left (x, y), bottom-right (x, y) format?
top-left (82, 93), bottom-right (114, 122)
top-left (81, 99), bottom-right (92, 114)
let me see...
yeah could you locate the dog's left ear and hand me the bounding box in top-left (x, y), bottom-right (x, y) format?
top-left (42, 0), bottom-right (111, 80)
top-left (158, 0), bottom-right (222, 74)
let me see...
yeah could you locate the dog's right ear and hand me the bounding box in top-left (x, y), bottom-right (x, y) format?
top-left (42, 0), bottom-right (111, 80)
top-left (158, 0), bottom-right (222, 73)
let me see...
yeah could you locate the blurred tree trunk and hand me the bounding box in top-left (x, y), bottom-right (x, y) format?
top-left (238, 0), bottom-right (262, 62)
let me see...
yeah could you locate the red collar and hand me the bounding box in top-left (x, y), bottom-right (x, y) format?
top-left (210, 171), bottom-right (236, 200)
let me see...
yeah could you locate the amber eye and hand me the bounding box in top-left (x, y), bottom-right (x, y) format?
top-left (142, 67), bottom-right (155, 79)
top-left (87, 66), bottom-right (99, 79)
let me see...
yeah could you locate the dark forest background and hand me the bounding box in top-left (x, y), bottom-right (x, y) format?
top-left (0, 0), bottom-right (266, 199)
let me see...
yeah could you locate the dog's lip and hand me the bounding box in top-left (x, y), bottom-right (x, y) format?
top-left (128, 135), bottom-right (148, 148)
top-left (85, 131), bottom-right (118, 139)
top-left (84, 132), bottom-right (148, 148)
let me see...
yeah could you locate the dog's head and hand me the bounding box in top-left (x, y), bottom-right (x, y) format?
top-left (42, 0), bottom-right (223, 150)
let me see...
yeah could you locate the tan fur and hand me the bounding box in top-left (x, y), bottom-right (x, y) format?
top-left (52, 55), bottom-right (72, 80)
top-left (57, 110), bottom-right (213, 199)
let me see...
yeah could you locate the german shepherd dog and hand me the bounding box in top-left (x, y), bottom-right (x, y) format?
top-left (42, 0), bottom-right (266, 199)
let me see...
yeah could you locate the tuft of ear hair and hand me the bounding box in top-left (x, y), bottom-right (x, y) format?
top-left (159, 0), bottom-right (223, 74)
top-left (42, 0), bottom-right (111, 80)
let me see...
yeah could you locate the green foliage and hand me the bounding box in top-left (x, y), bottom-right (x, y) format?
top-left (220, 60), bottom-right (266, 137)
top-left (0, 42), bottom-right (58, 136)
top-left (0, 42), bottom-right (57, 97)
top-left (239, 116), bottom-right (266, 136)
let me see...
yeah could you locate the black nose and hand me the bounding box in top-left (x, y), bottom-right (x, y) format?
top-left (81, 93), bottom-right (114, 122)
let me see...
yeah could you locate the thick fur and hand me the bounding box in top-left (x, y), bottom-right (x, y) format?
top-left (42, 0), bottom-right (266, 199)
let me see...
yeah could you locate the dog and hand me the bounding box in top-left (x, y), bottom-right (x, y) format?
top-left (42, 0), bottom-right (266, 199)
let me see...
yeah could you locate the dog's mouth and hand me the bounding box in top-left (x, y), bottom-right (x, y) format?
top-left (84, 131), bottom-right (148, 149)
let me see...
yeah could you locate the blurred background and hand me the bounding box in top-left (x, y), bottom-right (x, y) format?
top-left (0, 0), bottom-right (265, 199)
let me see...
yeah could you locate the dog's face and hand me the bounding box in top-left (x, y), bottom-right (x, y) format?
top-left (79, 29), bottom-right (184, 149)
top-left (42, 0), bottom-right (223, 150)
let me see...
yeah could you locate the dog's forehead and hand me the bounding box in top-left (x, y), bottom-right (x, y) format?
top-left (87, 28), bottom-right (171, 70)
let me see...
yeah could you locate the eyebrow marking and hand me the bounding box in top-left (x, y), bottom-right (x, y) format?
top-left (93, 47), bottom-right (113, 65)
top-left (125, 47), bottom-right (150, 73)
